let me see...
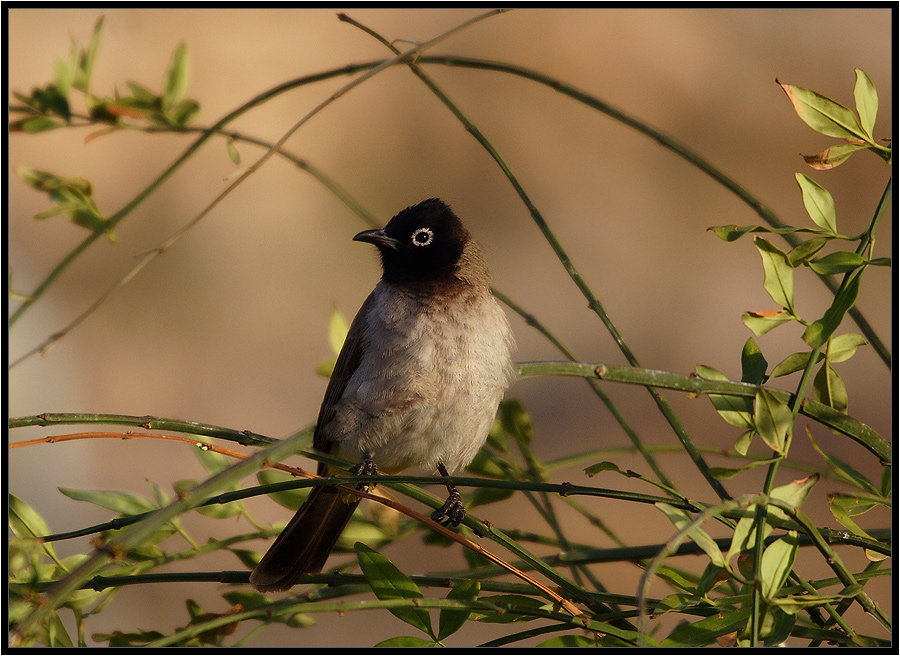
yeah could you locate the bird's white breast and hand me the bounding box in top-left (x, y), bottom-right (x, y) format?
top-left (329, 281), bottom-right (515, 473)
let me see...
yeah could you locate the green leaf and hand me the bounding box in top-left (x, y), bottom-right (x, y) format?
top-left (759, 605), bottom-right (795, 647)
top-left (740, 337), bottom-right (768, 385)
top-left (355, 542), bottom-right (434, 639)
top-left (788, 237), bottom-right (831, 268)
top-left (193, 437), bottom-right (233, 477)
top-left (93, 630), bottom-right (165, 647)
top-left (812, 362), bottom-right (848, 413)
top-left (709, 457), bottom-right (780, 481)
top-left (255, 470), bottom-right (311, 510)
top-left (467, 486), bottom-right (513, 509)
top-left (853, 68), bottom-right (878, 139)
top-left (795, 174), bottom-right (837, 235)
top-left (827, 333), bottom-right (867, 363)
top-left (12, 116), bottom-right (64, 133)
top-left (754, 238), bottom-right (794, 312)
top-left (759, 530), bottom-right (799, 599)
top-left (754, 389), bottom-right (793, 455)
top-left (806, 428), bottom-right (878, 494)
top-left (741, 310), bottom-right (793, 336)
top-left (584, 461), bottom-right (621, 477)
top-left (803, 270), bottom-right (862, 348)
top-left (696, 365), bottom-right (753, 429)
top-left (778, 79), bottom-right (868, 141)
top-left (226, 139), bottom-right (241, 165)
top-left (655, 503), bottom-right (725, 568)
top-left (438, 580), bottom-right (479, 640)
top-left (375, 636), bottom-right (437, 647)
top-left (769, 350), bottom-right (818, 378)
top-left (44, 611), bottom-right (75, 647)
top-left (499, 398), bottom-right (534, 446)
top-left (473, 594), bottom-right (545, 623)
top-left (829, 496), bottom-right (874, 539)
top-left (661, 607), bottom-right (752, 647)
top-left (163, 44), bottom-right (190, 111)
top-left (74, 17), bottom-right (104, 93)
top-left (54, 52), bottom-right (78, 98)
top-left (769, 593), bottom-right (847, 615)
top-left (733, 429), bottom-right (754, 457)
top-left (167, 98), bottom-right (200, 126)
top-left (126, 81), bottom-right (159, 104)
top-left (538, 634), bottom-right (596, 647)
top-left (768, 473), bottom-right (819, 523)
top-left (58, 487), bottom-right (156, 515)
top-left (728, 475), bottom-right (819, 566)
top-left (327, 307), bottom-right (349, 355)
top-left (808, 251), bottom-right (865, 276)
top-left (880, 465), bottom-right (891, 498)
top-left (8, 494), bottom-right (53, 540)
top-left (803, 142), bottom-right (869, 170)
top-left (708, 224), bottom-right (828, 242)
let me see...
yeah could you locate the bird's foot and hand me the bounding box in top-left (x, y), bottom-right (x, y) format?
top-left (431, 487), bottom-right (466, 527)
top-left (431, 462), bottom-right (465, 526)
top-left (352, 453), bottom-right (378, 493)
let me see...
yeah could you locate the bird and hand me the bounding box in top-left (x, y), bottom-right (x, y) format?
top-left (250, 198), bottom-right (516, 592)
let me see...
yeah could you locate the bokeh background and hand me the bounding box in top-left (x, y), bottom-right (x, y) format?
top-left (8, 7), bottom-right (892, 648)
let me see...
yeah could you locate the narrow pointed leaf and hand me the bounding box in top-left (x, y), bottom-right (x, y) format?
top-left (656, 503), bottom-right (725, 568)
top-left (754, 389), bottom-right (792, 454)
top-left (853, 68), bottom-right (878, 138)
top-left (327, 307), bottom-right (349, 355)
top-left (768, 474), bottom-right (819, 522)
top-left (770, 350), bottom-right (819, 378)
top-left (438, 580), bottom-right (479, 640)
top-left (734, 429), bottom-right (755, 456)
top-left (803, 142), bottom-right (868, 170)
top-left (813, 362), bottom-right (848, 413)
top-left (795, 174), bottom-right (837, 235)
top-left (778, 80), bottom-right (867, 141)
top-left (807, 428), bottom-right (878, 494)
top-left (709, 457), bottom-right (780, 481)
top-left (255, 470), bottom-right (311, 510)
top-left (827, 333), bottom-right (867, 363)
top-left (162, 44), bottom-right (189, 111)
top-left (829, 496), bottom-right (874, 539)
top-left (754, 238), bottom-right (794, 312)
top-left (741, 337), bottom-right (768, 384)
top-left (376, 636), bottom-right (437, 647)
top-left (787, 237), bottom-right (829, 266)
top-left (499, 398), bottom-right (534, 446)
top-left (808, 251), bottom-right (865, 276)
top-left (759, 531), bottom-right (799, 599)
top-left (355, 543), bottom-right (434, 639)
top-left (803, 270), bottom-right (862, 347)
top-left (697, 365), bottom-right (753, 429)
top-left (741, 310), bottom-right (793, 336)
top-left (58, 487), bottom-right (156, 515)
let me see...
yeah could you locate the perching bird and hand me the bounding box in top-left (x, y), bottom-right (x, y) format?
top-left (250, 198), bottom-right (516, 592)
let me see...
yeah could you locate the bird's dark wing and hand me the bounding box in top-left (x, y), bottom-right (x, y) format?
top-left (312, 290), bottom-right (376, 475)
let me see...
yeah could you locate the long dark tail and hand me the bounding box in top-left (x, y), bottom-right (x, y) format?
top-left (250, 485), bottom-right (359, 592)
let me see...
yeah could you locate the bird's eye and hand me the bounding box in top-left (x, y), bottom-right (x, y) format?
top-left (411, 227), bottom-right (434, 247)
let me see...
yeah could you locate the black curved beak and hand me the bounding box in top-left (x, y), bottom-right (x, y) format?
top-left (353, 228), bottom-right (401, 251)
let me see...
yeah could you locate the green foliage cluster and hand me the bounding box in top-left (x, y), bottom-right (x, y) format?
top-left (8, 14), bottom-right (891, 648)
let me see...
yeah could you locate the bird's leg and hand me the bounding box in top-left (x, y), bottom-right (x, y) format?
top-left (352, 453), bottom-right (379, 493)
top-left (431, 462), bottom-right (466, 527)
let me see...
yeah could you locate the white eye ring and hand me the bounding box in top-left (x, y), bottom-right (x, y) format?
top-left (411, 227), bottom-right (434, 247)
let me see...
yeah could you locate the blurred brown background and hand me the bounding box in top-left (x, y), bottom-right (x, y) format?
top-left (8, 8), bottom-right (892, 647)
